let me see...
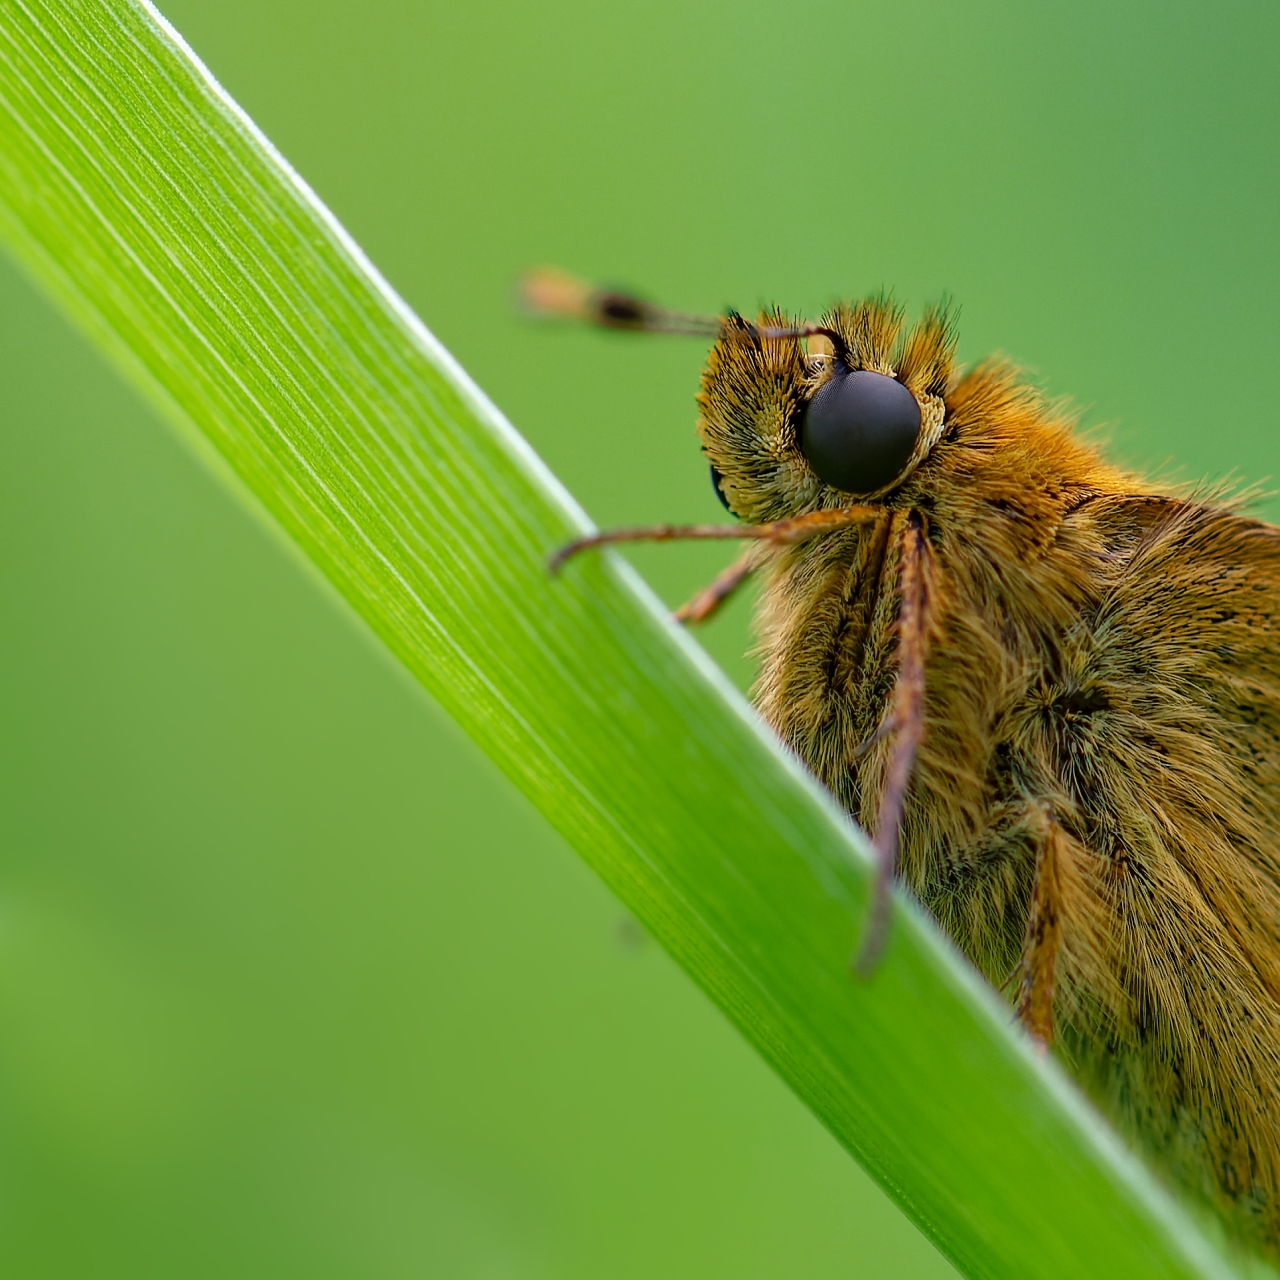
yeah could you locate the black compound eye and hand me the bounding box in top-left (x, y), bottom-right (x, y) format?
top-left (709, 462), bottom-right (734, 513)
top-left (800, 369), bottom-right (921, 494)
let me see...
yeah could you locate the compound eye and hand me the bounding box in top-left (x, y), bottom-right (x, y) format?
top-left (709, 462), bottom-right (734, 513)
top-left (800, 369), bottom-right (921, 494)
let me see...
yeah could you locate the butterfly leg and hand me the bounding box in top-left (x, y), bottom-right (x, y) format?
top-left (674, 548), bottom-right (759, 624)
top-left (549, 505), bottom-right (879, 573)
top-left (1015, 805), bottom-right (1072, 1049)
top-left (854, 512), bottom-right (930, 976)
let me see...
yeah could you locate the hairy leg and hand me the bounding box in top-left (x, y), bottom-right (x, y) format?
top-left (674, 548), bottom-right (759, 624)
top-left (548, 505), bottom-right (879, 573)
top-left (854, 512), bottom-right (930, 975)
top-left (933, 798), bottom-right (1103, 1050)
top-left (1016, 805), bottom-right (1067, 1048)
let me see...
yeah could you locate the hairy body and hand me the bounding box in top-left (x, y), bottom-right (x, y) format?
top-left (706, 304), bottom-right (1280, 1251)
top-left (533, 269), bottom-right (1280, 1255)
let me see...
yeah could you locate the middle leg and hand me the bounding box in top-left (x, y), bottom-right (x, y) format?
top-left (674, 547), bottom-right (760, 624)
top-left (1016, 804), bottom-right (1067, 1049)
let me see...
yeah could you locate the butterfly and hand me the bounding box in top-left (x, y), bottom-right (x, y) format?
top-left (528, 267), bottom-right (1280, 1258)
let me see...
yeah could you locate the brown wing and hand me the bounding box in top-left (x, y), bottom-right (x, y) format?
top-left (1045, 495), bottom-right (1280, 1244)
top-left (1091, 496), bottom-right (1280, 999)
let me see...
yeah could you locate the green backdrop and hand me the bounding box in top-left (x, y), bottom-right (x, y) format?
top-left (0, 0), bottom-right (1275, 1275)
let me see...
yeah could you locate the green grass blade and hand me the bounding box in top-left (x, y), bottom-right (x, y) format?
top-left (0, 2), bottom-right (1250, 1276)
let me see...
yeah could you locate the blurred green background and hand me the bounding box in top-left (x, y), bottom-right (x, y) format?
top-left (1, 0), bottom-right (1276, 1275)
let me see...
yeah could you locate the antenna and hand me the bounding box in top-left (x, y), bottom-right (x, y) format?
top-left (518, 266), bottom-right (847, 359)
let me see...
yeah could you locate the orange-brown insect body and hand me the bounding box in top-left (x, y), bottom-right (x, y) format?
top-left (701, 299), bottom-right (1280, 1254)
top-left (529, 263), bottom-right (1280, 1255)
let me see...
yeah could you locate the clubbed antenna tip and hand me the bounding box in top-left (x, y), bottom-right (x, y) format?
top-left (517, 266), bottom-right (722, 338)
top-left (519, 266), bottom-right (598, 323)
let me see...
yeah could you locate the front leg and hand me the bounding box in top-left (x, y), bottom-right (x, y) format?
top-left (548, 505), bottom-right (879, 573)
top-left (854, 511), bottom-right (931, 975)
